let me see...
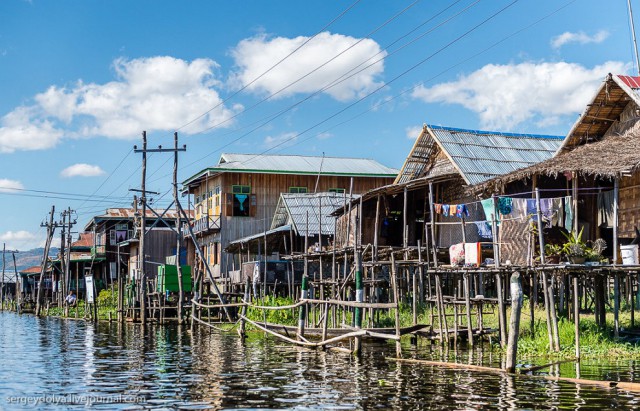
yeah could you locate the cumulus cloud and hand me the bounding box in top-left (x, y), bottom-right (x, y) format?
top-left (0, 106), bottom-right (64, 153)
top-left (60, 163), bottom-right (106, 178)
top-left (0, 230), bottom-right (41, 251)
top-left (0, 56), bottom-right (239, 152)
top-left (0, 178), bottom-right (24, 193)
top-left (412, 61), bottom-right (630, 129)
top-left (551, 30), bottom-right (609, 49)
top-left (229, 32), bottom-right (386, 101)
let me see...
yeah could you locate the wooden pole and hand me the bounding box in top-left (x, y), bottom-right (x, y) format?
top-left (573, 274), bottom-right (580, 360)
top-left (491, 195), bottom-right (500, 267)
top-left (428, 182), bottom-right (438, 267)
top-left (548, 274), bottom-right (561, 352)
top-left (541, 271), bottom-right (554, 352)
top-left (464, 272), bottom-right (473, 346)
top-left (535, 188), bottom-right (546, 265)
top-left (505, 271), bottom-right (523, 373)
top-left (173, 132), bottom-right (184, 324)
top-left (139, 131), bottom-right (148, 325)
top-left (1, 243), bottom-right (5, 311)
top-left (373, 195), bottom-right (380, 261)
top-left (614, 273), bottom-right (620, 339)
top-left (390, 254), bottom-right (402, 357)
top-left (613, 177), bottom-right (619, 264)
top-left (36, 206), bottom-right (55, 317)
top-left (496, 272), bottom-right (507, 348)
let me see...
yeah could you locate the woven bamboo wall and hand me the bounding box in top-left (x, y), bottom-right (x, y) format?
top-left (619, 173), bottom-right (640, 238)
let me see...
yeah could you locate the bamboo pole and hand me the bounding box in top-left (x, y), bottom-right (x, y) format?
top-left (505, 271), bottom-right (523, 373)
top-left (541, 271), bottom-right (554, 352)
top-left (390, 254), bottom-right (402, 357)
top-left (548, 274), bottom-right (561, 352)
top-left (573, 274), bottom-right (580, 360)
top-left (496, 272), bottom-right (507, 348)
top-left (464, 272), bottom-right (473, 346)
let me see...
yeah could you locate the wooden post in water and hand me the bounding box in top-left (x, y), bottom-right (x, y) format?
top-left (573, 274), bottom-right (580, 360)
top-left (496, 272), bottom-right (507, 348)
top-left (464, 272), bottom-right (473, 346)
top-left (548, 274), bottom-right (560, 352)
top-left (298, 275), bottom-right (309, 341)
top-left (541, 271), bottom-right (554, 352)
top-left (614, 273), bottom-right (620, 339)
top-left (238, 277), bottom-right (250, 339)
top-left (390, 254), bottom-right (402, 357)
top-left (412, 265), bottom-right (418, 326)
top-left (505, 271), bottom-right (523, 373)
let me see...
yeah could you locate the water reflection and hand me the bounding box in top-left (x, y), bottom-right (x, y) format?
top-left (1, 311), bottom-right (640, 409)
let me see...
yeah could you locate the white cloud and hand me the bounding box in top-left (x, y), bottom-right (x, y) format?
top-left (0, 106), bottom-right (64, 153)
top-left (412, 61), bottom-right (630, 129)
top-left (0, 178), bottom-right (24, 193)
top-left (229, 32), bottom-right (386, 101)
top-left (263, 132), bottom-right (298, 149)
top-left (0, 230), bottom-right (41, 251)
top-left (60, 163), bottom-right (106, 178)
top-left (0, 56), bottom-right (240, 152)
top-left (405, 126), bottom-right (423, 139)
top-left (551, 30), bottom-right (609, 49)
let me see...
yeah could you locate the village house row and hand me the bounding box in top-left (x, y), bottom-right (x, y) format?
top-left (15, 73), bottom-right (640, 313)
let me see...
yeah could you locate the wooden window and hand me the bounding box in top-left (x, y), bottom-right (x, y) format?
top-left (232, 185), bottom-right (251, 194)
top-left (225, 192), bottom-right (256, 217)
top-left (329, 188), bottom-right (345, 193)
top-left (289, 187), bottom-right (308, 193)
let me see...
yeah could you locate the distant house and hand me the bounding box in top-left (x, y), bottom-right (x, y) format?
top-left (82, 208), bottom-right (188, 290)
top-left (181, 153), bottom-right (398, 280)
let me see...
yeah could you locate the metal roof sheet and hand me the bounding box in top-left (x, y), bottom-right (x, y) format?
top-left (271, 192), bottom-right (356, 236)
top-left (213, 153), bottom-right (398, 177)
top-left (396, 125), bottom-right (562, 185)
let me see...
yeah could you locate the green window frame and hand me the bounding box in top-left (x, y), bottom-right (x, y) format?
top-left (289, 186), bottom-right (308, 193)
top-left (232, 185), bottom-right (251, 194)
top-left (329, 188), bottom-right (345, 194)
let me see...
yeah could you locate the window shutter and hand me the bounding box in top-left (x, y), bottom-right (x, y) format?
top-left (249, 194), bottom-right (257, 217)
top-left (224, 193), bottom-right (234, 216)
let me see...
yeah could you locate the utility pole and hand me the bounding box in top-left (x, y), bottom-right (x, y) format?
top-left (59, 210), bottom-right (67, 307)
top-left (134, 131), bottom-right (186, 325)
top-left (1, 243), bottom-right (5, 310)
top-left (36, 206), bottom-right (58, 316)
top-left (173, 132), bottom-right (185, 324)
top-left (65, 208), bottom-right (75, 301)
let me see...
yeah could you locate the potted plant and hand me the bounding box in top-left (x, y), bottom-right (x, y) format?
top-left (544, 244), bottom-right (563, 264)
top-left (562, 228), bottom-right (587, 264)
top-left (585, 238), bottom-right (608, 265)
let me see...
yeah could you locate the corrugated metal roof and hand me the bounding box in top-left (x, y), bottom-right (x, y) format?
top-left (396, 125), bottom-right (562, 185)
top-left (271, 192), bottom-right (356, 236)
top-left (213, 153), bottom-right (398, 177)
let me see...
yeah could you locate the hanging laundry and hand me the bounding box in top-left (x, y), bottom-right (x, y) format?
top-left (511, 198), bottom-right (528, 220)
top-left (564, 195), bottom-right (573, 232)
top-left (481, 198), bottom-right (496, 224)
top-left (435, 203), bottom-right (442, 214)
top-left (455, 204), bottom-right (469, 218)
top-left (539, 198), bottom-right (553, 225)
top-left (526, 199), bottom-right (537, 220)
top-left (551, 198), bottom-right (563, 226)
top-left (442, 204), bottom-right (450, 216)
top-left (474, 221), bottom-right (493, 240)
top-left (497, 197), bottom-right (513, 216)
top-left (449, 204), bottom-right (457, 217)
top-left (597, 190), bottom-right (614, 227)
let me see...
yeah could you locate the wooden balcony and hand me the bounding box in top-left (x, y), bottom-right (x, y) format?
top-left (185, 215), bottom-right (221, 236)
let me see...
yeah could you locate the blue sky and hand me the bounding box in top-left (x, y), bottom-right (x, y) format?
top-left (0, 0), bottom-right (636, 250)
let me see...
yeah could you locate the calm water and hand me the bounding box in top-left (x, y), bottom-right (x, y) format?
top-left (1, 311), bottom-right (640, 410)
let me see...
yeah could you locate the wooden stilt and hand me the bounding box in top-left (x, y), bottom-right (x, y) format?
top-left (390, 255), bottom-right (402, 357)
top-left (464, 272), bottom-right (473, 347)
top-left (548, 274), bottom-right (560, 352)
top-left (506, 271), bottom-right (523, 373)
top-left (573, 274), bottom-right (580, 360)
top-left (541, 271), bottom-right (554, 352)
top-left (496, 272), bottom-right (507, 348)
top-left (615, 273), bottom-right (620, 339)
